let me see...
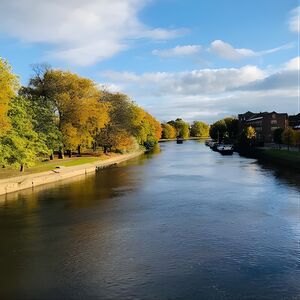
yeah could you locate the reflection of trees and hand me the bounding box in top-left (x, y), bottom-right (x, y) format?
top-left (258, 161), bottom-right (300, 192)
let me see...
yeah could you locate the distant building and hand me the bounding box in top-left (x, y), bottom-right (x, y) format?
top-left (238, 111), bottom-right (288, 143)
top-left (289, 113), bottom-right (300, 130)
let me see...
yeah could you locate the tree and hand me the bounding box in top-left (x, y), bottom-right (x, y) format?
top-left (167, 118), bottom-right (190, 139)
top-left (0, 97), bottom-right (49, 171)
top-left (238, 126), bottom-right (256, 147)
top-left (190, 121), bottom-right (210, 137)
top-left (273, 128), bottom-right (284, 146)
top-left (96, 125), bottom-right (137, 153)
top-left (26, 68), bottom-right (110, 155)
top-left (161, 123), bottom-right (177, 139)
top-left (245, 126), bottom-right (256, 140)
top-left (224, 118), bottom-right (239, 139)
top-left (295, 130), bottom-right (300, 151)
top-left (0, 58), bottom-right (19, 135)
top-left (209, 119), bottom-right (227, 141)
top-left (282, 128), bottom-right (296, 150)
top-left (210, 117), bottom-right (238, 142)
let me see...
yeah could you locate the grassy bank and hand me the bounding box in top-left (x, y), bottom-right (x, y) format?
top-left (239, 148), bottom-right (300, 170)
top-left (0, 154), bottom-right (119, 179)
top-left (258, 149), bottom-right (300, 169)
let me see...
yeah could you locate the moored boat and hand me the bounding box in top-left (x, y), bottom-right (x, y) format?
top-left (205, 139), bottom-right (212, 146)
top-left (177, 137), bottom-right (184, 144)
top-left (217, 144), bottom-right (234, 155)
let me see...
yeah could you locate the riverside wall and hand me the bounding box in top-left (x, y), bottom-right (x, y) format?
top-left (0, 151), bottom-right (144, 196)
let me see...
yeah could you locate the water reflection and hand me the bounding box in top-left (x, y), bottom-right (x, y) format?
top-left (0, 141), bottom-right (299, 299)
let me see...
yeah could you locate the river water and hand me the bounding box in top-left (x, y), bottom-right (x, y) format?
top-left (0, 140), bottom-right (300, 299)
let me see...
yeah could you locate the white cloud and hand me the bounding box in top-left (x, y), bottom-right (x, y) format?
top-left (289, 6), bottom-right (300, 33)
top-left (284, 56), bottom-right (300, 70)
top-left (103, 65), bottom-right (265, 95)
top-left (0, 0), bottom-right (184, 66)
top-left (152, 45), bottom-right (202, 57)
top-left (101, 59), bottom-right (298, 122)
top-left (209, 40), bottom-right (293, 61)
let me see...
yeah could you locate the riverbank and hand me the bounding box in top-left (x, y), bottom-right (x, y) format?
top-left (159, 137), bottom-right (208, 142)
top-left (238, 147), bottom-right (300, 170)
top-left (0, 151), bottom-right (144, 196)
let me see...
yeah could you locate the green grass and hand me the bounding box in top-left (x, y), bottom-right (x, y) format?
top-left (260, 149), bottom-right (300, 168)
top-left (0, 156), bottom-right (111, 179)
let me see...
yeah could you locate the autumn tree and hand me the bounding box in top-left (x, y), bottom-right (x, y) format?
top-left (282, 128), bottom-right (296, 150)
top-left (167, 118), bottom-right (190, 139)
top-left (190, 121), bottom-right (210, 137)
top-left (130, 105), bottom-right (162, 148)
top-left (161, 123), bottom-right (177, 139)
top-left (294, 130), bottom-right (300, 151)
top-left (0, 58), bottom-right (19, 135)
top-left (26, 68), bottom-right (110, 156)
top-left (238, 126), bottom-right (256, 147)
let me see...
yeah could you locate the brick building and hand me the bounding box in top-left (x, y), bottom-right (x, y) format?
top-left (289, 113), bottom-right (300, 130)
top-left (238, 111), bottom-right (288, 143)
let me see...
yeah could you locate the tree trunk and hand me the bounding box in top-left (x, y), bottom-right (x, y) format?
top-left (104, 146), bottom-right (108, 154)
top-left (50, 151), bottom-right (54, 160)
top-left (93, 142), bottom-right (97, 152)
top-left (77, 145), bottom-right (81, 156)
top-left (58, 148), bottom-right (64, 159)
top-left (20, 164), bottom-right (24, 172)
top-left (68, 150), bottom-right (72, 158)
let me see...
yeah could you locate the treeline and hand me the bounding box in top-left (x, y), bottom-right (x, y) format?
top-left (273, 127), bottom-right (300, 149)
top-left (0, 59), bottom-right (161, 171)
top-left (161, 118), bottom-right (210, 139)
top-left (209, 117), bottom-right (239, 142)
top-left (209, 116), bottom-right (300, 149)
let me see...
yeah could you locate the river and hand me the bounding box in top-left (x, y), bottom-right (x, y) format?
top-left (0, 140), bottom-right (300, 299)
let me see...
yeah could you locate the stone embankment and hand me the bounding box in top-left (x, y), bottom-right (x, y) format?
top-left (0, 151), bottom-right (143, 196)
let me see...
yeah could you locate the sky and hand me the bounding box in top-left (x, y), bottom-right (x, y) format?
top-left (0, 0), bottom-right (299, 123)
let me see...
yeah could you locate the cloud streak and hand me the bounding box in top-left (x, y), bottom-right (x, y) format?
top-left (289, 6), bottom-right (300, 33)
top-left (152, 45), bottom-right (202, 57)
top-left (209, 40), bottom-right (293, 61)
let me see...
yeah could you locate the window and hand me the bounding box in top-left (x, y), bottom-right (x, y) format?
top-left (271, 120), bottom-right (277, 125)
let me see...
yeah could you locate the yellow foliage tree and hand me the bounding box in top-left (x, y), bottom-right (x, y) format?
top-left (42, 70), bottom-right (110, 154)
top-left (0, 58), bottom-right (19, 135)
top-left (282, 127), bottom-right (296, 150)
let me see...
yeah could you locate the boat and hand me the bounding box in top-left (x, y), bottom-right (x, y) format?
top-left (176, 137), bottom-right (184, 144)
top-left (217, 144), bottom-right (234, 155)
top-left (205, 139), bottom-right (212, 146)
top-left (209, 141), bottom-right (219, 151)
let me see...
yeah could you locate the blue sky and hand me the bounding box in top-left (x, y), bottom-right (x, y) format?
top-left (0, 0), bottom-right (299, 122)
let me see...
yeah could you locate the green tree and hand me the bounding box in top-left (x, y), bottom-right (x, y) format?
top-left (209, 119), bottom-right (227, 141)
top-left (190, 121), bottom-right (210, 137)
top-left (224, 118), bottom-right (239, 139)
top-left (0, 97), bottom-right (49, 171)
top-left (0, 58), bottom-right (19, 135)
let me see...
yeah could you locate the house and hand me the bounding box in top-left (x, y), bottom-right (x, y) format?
top-left (289, 113), bottom-right (300, 130)
top-left (238, 111), bottom-right (288, 143)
